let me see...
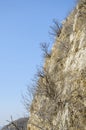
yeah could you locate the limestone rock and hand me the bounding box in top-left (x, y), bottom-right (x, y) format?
top-left (27, 1), bottom-right (86, 130)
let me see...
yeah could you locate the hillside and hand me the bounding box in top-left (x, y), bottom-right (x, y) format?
top-left (1, 117), bottom-right (28, 130)
top-left (27, 0), bottom-right (86, 130)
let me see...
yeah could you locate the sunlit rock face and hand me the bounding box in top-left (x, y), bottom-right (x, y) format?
top-left (27, 0), bottom-right (86, 130)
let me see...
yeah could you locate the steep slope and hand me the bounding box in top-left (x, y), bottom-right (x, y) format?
top-left (27, 0), bottom-right (86, 130)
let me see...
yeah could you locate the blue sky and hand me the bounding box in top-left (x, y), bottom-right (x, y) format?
top-left (0, 0), bottom-right (76, 126)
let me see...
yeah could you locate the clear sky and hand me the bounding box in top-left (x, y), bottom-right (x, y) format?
top-left (0, 0), bottom-right (76, 126)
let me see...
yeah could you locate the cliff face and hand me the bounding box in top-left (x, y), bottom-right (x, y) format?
top-left (27, 0), bottom-right (86, 130)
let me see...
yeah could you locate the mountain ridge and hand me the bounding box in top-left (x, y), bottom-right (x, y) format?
top-left (27, 0), bottom-right (86, 130)
top-left (1, 117), bottom-right (28, 130)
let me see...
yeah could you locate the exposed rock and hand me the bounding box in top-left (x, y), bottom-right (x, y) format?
top-left (27, 0), bottom-right (86, 130)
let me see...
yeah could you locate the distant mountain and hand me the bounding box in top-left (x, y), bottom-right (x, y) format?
top-left (0, 126), bottom-right (3, 130)
top-left (1, 117), bottom-right (28, 130)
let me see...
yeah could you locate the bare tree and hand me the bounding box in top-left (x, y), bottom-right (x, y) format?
top-left (40, 42), bottom-right (51, 58)
top-left (22, 84), bottom-right (36, 113)
top-left (6, 116), bottom-right (28, 130)
top-left (7, 116), bottom-right (21, 130)
top-left (49, 19), bottom-right (62, 38)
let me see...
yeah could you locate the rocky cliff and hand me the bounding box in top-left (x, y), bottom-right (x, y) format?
top-left (27, 0), bottom-right (86, 130)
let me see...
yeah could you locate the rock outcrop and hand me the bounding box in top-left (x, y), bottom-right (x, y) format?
top-left (27, 0), bottom-right (86, 130)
